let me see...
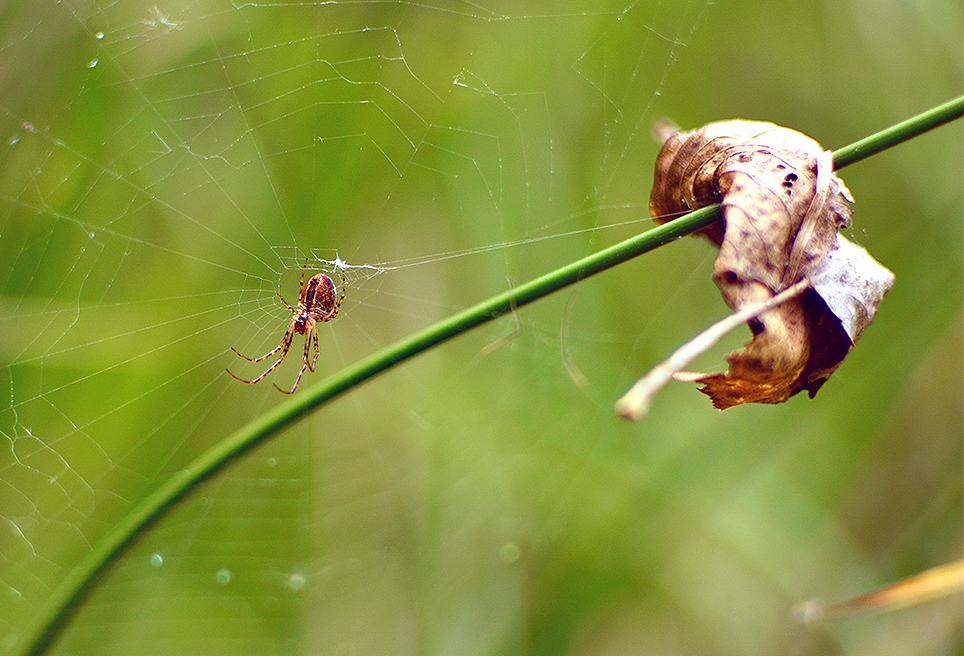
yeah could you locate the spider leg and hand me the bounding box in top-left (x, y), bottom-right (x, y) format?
top-left (330, 271), bottom-right (347, 319)
top-left (277, 257), bottom-right (309, 313)
top-left (227, 330), bottom-right (293, 384)
top-left (231, 341), bottom-right (282, 363)
top-left (273, 327), bottom-right (315, 394)
top-left (301, 326), bottom-right (314, 373)
top-left (276, 292), bottom-right (295, 314)
top-left (309, 328), bottom-right (320, 372)
top-left (231, 315), bottom-right (300, 363)
top-left (274, 360), bottom-right (308, 394)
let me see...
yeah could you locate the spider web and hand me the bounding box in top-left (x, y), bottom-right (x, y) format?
top-left (1, 1), bottom-right (961, 655)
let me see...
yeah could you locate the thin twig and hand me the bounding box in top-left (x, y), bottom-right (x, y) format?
top-left (615, 279), bottom-right (811, 420)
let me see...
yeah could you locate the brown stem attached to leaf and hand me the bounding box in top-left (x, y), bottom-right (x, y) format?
top-left (615, 279), bottom-right (811, 420)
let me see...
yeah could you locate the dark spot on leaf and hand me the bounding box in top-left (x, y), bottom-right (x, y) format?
top-left (782, 172), bottom-right (797, 195)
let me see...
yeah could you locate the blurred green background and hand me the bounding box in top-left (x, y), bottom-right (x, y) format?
top-left (0, 1), bottom-right (960, 654)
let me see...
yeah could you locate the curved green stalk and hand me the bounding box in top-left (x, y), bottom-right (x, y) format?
top-left (19, 95), bottom-right (963, 656)
top-left (832, 95), bottom-right (963, 168)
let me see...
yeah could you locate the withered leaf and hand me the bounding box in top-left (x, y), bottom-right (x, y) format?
top-left (808, 235), bottom-right (895, 344)
top-left (637, 120), bottom-right (894, 412)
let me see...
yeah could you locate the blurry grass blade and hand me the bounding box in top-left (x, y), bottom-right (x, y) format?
top-left (793, 559), bottom-right (964, 623)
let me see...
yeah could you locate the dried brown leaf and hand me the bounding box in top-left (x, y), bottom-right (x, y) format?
top-left (623, 120), bottom-right (894, 414)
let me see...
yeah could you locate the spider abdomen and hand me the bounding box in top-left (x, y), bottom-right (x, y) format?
top-left (303, 273), bottom-right (338, 321)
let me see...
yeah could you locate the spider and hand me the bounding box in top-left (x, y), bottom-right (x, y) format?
top-left (227, 259), bottom-right (346, 394)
